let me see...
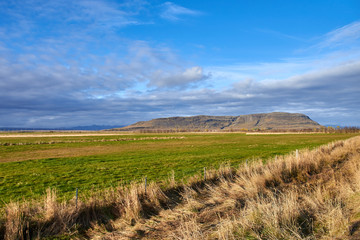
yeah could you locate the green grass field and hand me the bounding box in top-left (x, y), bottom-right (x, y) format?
top-left (0, 132), bottom-right (357, 205)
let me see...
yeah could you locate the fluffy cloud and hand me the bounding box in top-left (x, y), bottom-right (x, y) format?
top-left (1, 38), bottom-right (360, 127)
top-left (0, 38), bottom-right (213, 127)
top-left (149, 66), bottom-right (210, 88)
top-left (1, 2), bottom-right (359, 128)
top-left (0, 41), bottom-right (208, 98)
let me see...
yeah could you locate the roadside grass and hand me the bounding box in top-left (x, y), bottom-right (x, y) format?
top-left (0, 133), bottom-right (357, 205)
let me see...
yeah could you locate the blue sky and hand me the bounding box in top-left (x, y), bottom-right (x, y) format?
top-left (1, 0), bottom-right (360, 127)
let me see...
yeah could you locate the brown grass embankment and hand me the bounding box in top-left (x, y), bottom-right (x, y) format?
top-left (1, 136), bottom-right (360, 239)
top-left (123, 136), bottom-right (360, 240)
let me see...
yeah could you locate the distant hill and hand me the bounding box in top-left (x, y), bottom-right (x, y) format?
top-left (117, 112), bottom-right (322, 131)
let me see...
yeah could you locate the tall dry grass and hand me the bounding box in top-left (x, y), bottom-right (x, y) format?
top-left (158, 136), bottom-right (360, 240)
top-left (1, 136), bottom-right (360, 239)
top-left (0, 180), bottom-right (168, 239)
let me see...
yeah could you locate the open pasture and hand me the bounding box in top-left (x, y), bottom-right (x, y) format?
top-left (0, 132), bottom-right (357, 204)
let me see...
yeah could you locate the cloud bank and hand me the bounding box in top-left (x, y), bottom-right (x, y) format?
top-left (0, 1), bottom-right (359, 127)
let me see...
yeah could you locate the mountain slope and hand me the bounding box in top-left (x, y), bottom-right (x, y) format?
top-left (119, 112), bottom-right (321, 131)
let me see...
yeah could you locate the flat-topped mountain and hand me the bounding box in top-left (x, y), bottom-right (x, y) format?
top-left (118, 112), bottom-right (322, 131)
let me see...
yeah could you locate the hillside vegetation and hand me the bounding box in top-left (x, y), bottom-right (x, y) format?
top-left (1, 135), bottom-right (360, 239)
top-left (118, 112), bottom-right (322, 131)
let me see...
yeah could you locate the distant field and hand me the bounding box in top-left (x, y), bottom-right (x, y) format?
top-left (0, 132), bottom-right (357, 204)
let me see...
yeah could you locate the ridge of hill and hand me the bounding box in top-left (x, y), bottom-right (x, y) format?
top-left (118, 112), bottom-right (322, 131)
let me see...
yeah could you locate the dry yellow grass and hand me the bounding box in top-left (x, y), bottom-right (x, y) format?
top-left (1, 136), bottom-right (360, 239)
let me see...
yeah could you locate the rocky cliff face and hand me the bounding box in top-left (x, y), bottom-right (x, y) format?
top-left (118, 112), bottom-right (322, 131)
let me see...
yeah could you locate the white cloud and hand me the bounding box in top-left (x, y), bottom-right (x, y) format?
top-left (317, 21), bottom-right (360, 49)
top-left (232, 78), bottom-right (254, 93)
top-left (1, 4), bottom-right (360, 128)
top-left (0, 0), bottom-right (150, 42)
top-left (2, 33), bottom-right (359, 127)
top-left (0, 38), bottom-right (210, 110)
top-left (72, 0), bottom-right (146, 29)
top-left (160, 2), bottom-right (202, 21)
top-left (148, 66), bottom-right (210, 88)
top-left (208, 46), bottom-right (360, 90)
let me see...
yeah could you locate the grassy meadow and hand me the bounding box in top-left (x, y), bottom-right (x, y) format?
top-left (0, 132), bottom-right (358, 204)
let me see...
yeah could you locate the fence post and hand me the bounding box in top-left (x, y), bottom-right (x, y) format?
top-left (75, 188), bottom-right (78, 209)
top-left (145, 176), bottom-right (147, 195)
top-left (171, 170), bottom-right (175, 186)
top-left (296, 149), bottom-right (299, 159)
top-left (204, 167), bottom-right (206, 181)
top-left (26, 221), bottom-right (30, 239)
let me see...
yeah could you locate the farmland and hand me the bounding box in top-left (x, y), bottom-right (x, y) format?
top-left (0, 132), bottom-right (358, 204)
